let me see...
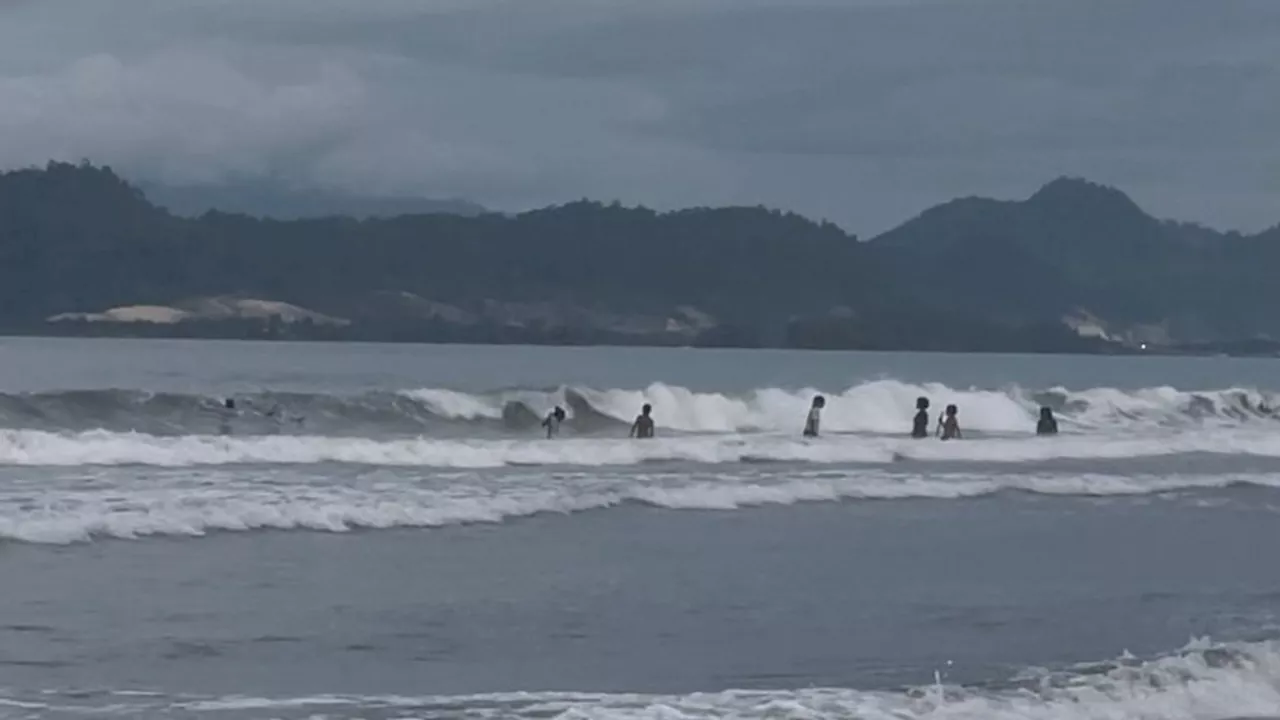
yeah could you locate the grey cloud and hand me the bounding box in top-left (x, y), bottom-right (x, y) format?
top-left (0, 0), bottom-right (1278, 235)
top-left (0, 46), bottom-right (369, 184)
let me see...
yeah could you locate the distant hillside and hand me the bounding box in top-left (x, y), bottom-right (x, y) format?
top-left (2, 162), bottom-right (1278, 354)
top-left (140, 180), bottom-right (486, 220)
top-left (866, 176), bottom-right (1280, 343)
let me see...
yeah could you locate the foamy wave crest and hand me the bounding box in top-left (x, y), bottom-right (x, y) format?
top-left (4, 469), bottom-right (1278, 543)
top-left (0, 381), bottom-right (1275, 436)
top-left (405, 380), bottom-right (1280, 434)
top-left (7, 428), bottom-right (1280, 468)
top-left (16, 639), bottom-right (1280, 719)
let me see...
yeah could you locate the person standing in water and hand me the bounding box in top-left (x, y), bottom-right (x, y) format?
top-left (1036, 406), bottom-right (1059, 436)
top-left (542, 406), bottom-right (567, 438)
top-left (630, 403), bottom-right (655, 439)
top-left (911, 397), bottom-right (930, 438)
top-left (803, 395), bottom-right (825, 437)
top-left (937, 404), bottom-right (961, 440)
top-left (218, 397), bottom-right (238, 435)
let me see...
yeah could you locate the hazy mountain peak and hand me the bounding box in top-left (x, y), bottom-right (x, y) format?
top-left (1027, 177), bottom-right (1147, 219)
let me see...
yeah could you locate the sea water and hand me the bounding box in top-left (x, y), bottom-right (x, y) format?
top-left (1, 337), bottom-right (1279, 719)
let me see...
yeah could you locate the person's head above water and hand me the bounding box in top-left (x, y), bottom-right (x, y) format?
top-left (916, 396), bottom-right (930, 410)
top-left (1040, 406), bottom-right (1054, 419)
top-left (946, 404), bottom-right (958, 416)
top-left (812, 395), bottom-right (826, 409)
top-left (553, 406), bottom-right (566, 419)
top-left (224, 398), bottom-right (235, 409)
top-left (641, 403), bottom-right (652, 416)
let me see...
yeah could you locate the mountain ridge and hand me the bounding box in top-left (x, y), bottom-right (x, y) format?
top-left (2, 162), bottom-right (1277, 354)
top-left (138, 180), bottom-right (487, 220)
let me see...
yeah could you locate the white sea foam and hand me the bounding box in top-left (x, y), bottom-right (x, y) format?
top-left (3, 426), bottom-right (1280, 468)
top-left (2, 380), bottom-right (1274, 439)
top-left (2, 467), bottom-right (1277, 544)
top-left (20, 639), bottom-right (1280, 720)
top-left (405, 388), bottom-right (505, 420)
top-left (401, 379), bottom-right (1280, 434)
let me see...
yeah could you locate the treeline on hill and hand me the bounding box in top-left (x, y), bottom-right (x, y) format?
top-left (1, 162), bottom-right (1278, 352)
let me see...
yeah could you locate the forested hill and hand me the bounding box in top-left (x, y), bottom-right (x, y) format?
top-left (139, 181), bottom-right (486, 220)
top-left (1, 162), bottom-right (1277, 354)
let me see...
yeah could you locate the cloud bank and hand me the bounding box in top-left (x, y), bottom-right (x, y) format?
top-left (1, 0), bottom-right (1278, 234)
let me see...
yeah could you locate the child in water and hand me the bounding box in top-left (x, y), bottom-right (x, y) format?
top-left (937, 404), bottom-right (961, 440)
top-left (1036, 406), bottom-right (1058, 436)
top-left (911, 397), bottom-right (930, 438)
top-left (542, 406), bottom-right (567, 438)
top-left (803, 395), bottom-right (825, 437)
top-left (630, 403), bottom-right (655, 439)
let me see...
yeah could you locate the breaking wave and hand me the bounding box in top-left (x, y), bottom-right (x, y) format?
top-left (4, 427), bottom-right (1280, 468)
top-left (10, 638), bottom-right (1280, 719)
top-left (0, 380), bottom-right (1277, 437)
top-left (1, 379), bottom-right (1276, 472)
top-left (4, 468), bottom-right (1280, 544)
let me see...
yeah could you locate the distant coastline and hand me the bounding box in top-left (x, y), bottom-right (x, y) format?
top-left (7, 326), bottom-right (1279, 358)
top-left (2, 162), bottom-right (1279, 357)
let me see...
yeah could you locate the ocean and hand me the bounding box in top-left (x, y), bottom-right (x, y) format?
top-left (2, 337), bottom-right (1280, 719)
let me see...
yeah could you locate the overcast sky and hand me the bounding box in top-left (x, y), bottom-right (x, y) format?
top-left (1, 0), bottom-right (1277, 235)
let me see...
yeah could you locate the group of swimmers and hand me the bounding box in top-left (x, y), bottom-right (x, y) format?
top-left (541, 395), bottom-right (1061, 440)
top-left (806, 394), bottom-right (1059, 440)
top-left (800, 394), bottom-right (966, 440)
top-left (540, 403), bottom-right (656, 439)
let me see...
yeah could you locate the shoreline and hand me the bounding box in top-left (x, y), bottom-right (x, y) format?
top-left (4, 329), bottom-right (1277, 358)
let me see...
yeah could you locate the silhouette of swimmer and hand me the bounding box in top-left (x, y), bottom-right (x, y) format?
top-left (542, 406), bottom-right (567, 438)
top-left (220, 397), bottom-right (303, 432)
top-left (264, 404), bottom-right (306, 427)
top-left (218, 397), bottom-right (238, 435)
top-left (1036, 406), bottom-right (1059, 436)
top-left (802, 395), bottom-right (825, 437)
top-left (937, 404), bottom-right (961, 440)
top-left (1242, 395), bottom-right (1275, 417)
top-left (911, 396), bottom-right (930, 438)
top-left (630, 403), bottom-right (655, 439)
